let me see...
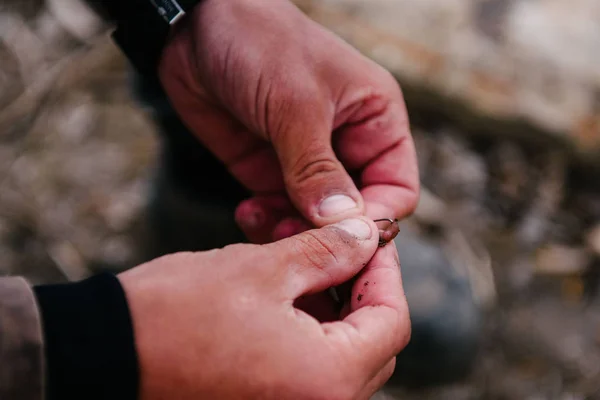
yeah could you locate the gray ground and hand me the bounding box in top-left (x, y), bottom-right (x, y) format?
top-left (2, 2), bottom-right (600, 399)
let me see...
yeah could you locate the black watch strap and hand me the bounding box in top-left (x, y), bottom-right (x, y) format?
top-left (150, 0), bottom-right (199, 24)
top-left (99, 0), bottom-right (200, 76)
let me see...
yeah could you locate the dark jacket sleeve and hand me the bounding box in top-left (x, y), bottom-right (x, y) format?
top-left (0, 274), bottom-right (139, 400)
top-left (82, 0), bottom-right (171, 76)
top-left (82, 0), bottom-right (200, 75)
top-left (0, 277), bottom-right (44, 400)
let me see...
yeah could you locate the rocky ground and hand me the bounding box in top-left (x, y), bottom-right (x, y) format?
top-left (2, 1), bottom-right (600, 399)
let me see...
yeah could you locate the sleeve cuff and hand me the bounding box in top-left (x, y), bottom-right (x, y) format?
top-left (0, 277), bottom-right (44, 400)
top-left (34, 273), bottom-right (139, 400)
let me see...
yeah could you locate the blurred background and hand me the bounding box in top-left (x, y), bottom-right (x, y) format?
top-left (1, 0), bottom-right (599, 399)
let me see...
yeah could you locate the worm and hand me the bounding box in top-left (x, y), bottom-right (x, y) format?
top-left (374, 218), bottom-right (400, 247)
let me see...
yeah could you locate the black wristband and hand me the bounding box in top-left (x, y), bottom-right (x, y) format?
top-left (88, 0), bottom-right (200, 76)
top-left (34, 273), bottom-right (139, 400)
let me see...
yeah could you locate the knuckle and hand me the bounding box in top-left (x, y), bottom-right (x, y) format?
top-left (297, 231), bottom-right (340, 267)
top-left (373, 65), bottom-right (400, 91)
top-left (368, 64), bottom-right (405, 104)
top-left (288, 152), bottom-right (340, 186)
top-left (381, 69), bottom-right (399, 88)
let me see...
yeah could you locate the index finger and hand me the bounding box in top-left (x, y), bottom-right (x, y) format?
top-left (323, 244), bottom-right (410, 380)
top-left (334, 88), bottom-right (420, 220)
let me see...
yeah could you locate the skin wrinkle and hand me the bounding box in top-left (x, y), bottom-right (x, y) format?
top-left (336, 92), bottom-right (390, 129)
top-left (361, 142), bottom-right (409, 185)
top-left (185, 22), bottom-right (203, 95)
top-left (254, 71), bottom-right (264, 135)
top-left (332, 97), bottom-right (365, 132)
top-left (262, 72), bottom-right (275, 141)
top-left (290, 156), bottom-right (342, 187)
top-left (221, 41), bottom-right (238, 111)
top-left (334, 103), bottom-right (408, 170)
top-left (361, 139), bottom-right (405, 180)
top-left (264, 85), bottom-right (294, 144)
top-left (296, 231), bottom-right (340, 278)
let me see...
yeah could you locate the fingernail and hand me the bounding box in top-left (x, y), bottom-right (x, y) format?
top-left (335, 218), bottom-right (372, 240)
top-left (319, 194), bottom-right (358, 218)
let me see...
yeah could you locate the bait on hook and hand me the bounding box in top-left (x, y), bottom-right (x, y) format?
top-left (374, 218), bottom-right (400, 247)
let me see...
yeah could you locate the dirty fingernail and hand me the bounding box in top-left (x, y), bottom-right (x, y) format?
top-left (334, 218), bottom-right (372, 240)
top-left (319, 194), bottom-right (358, 218)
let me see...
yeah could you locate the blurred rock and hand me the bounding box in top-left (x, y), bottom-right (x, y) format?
top-left (535, 245), bottom-right (591, 276)
top-left (585, 225), bottom-right (600, 256)
top-left (503, 301), bottom-right (600, 388)
top-left (444, 228), bottom-right (496, 309)
top-left (485, 141), bottom-right (532, 223)
top-left (0, 0), bottom-right (44, 18)
top-left (370, 391), bottom-right (396, 400)
top-left (0, 41), bottom-right (23, 110)
top-left (46, 0), bottom-right (105, 42)
top-left (516, 151), bottom-right (565, 247)
top-left (412, 128), bottom-right (436, 180)
top-left (507, 256), bottom-right (536, 292)
top-left (430, 131), bottom-right (487, 202)
top-left (413, 187), bottom-right (447, 226)
top-left (97, 235), bottom-right (135, 271)
top-left (390, 227), bottom-right (481, 387)
top-left (46, 241), bottom-right (90, 282)
top-left (52, 97), bottom-right (98, 143)
top-left (295, 0), bottom-right (600, 159)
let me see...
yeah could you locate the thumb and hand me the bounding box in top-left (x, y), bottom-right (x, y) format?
top-left (267, 217), bottom-right (378, 299)
top-left (271, 112), bottom-right (364, 227)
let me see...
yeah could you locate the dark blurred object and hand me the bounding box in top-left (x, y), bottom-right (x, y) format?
top-left (0, 0), bottom-right (44, 17)
top-left (389, 227), bottom-right (482, 388)
top-left (131, 73), bottom-right (249, 260)
top-left (0, 41), bottom-right (24, 110)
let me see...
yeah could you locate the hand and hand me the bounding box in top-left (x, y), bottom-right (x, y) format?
top-left (158, 0), bottom-right (419, 243)
top-left (119, 218), bottom-right (410, 400)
